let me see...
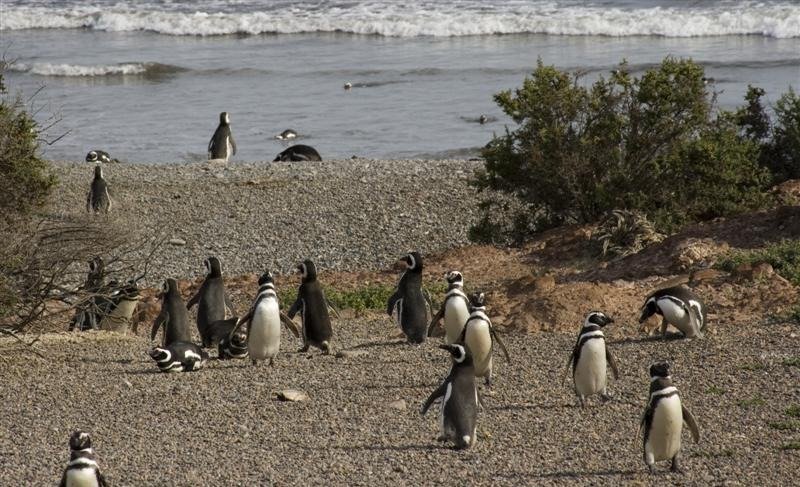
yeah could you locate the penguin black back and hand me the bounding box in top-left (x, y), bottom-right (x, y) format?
top-left (387, 251), bottom-right (428, 343)
top-left (273, 144), bottom-right (322, 162)
top-left (287, 260), bottom-right (333, 352)
top-left (87, 165), bottom-right (111, 213)
top-left (186, 256), bottom-right (232, 347)
top-left (151, 278), bottom-right (193, 346)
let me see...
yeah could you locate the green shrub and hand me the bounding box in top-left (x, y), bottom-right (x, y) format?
top-left (716, 240), bottom-right (800, 285)
top-left (592, 210), bottom-right (664, 259)
top-left (0, 71), bottom-right (56, 220)
top-left (472, 57), bottom-right (770, 243)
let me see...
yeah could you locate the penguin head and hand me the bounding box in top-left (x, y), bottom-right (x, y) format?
top-left (445, 270), bottom-right (464, 287)
top-left (205, 256), bottom-right (222, 277)
top-left (400, 252), bottom-right (423, 273)
top-left (88, 256), bottom-right (104, 274)
top-left (469, 292), bottom-right (486, 310)
top-left (344, 82), bottom-right (352, 90)
top-left (220, 112), bottom-right (230, 125)
top-left (149, 347), bottom-right (171, 363)
top-left (258, 270), bottom-right (275, 286)
top-left (639, 297), bottom-right (659, 323)
top-left (93, 164), bottom-right (103, 178)
top-left (69, 431), bottom-right (92, 451)
top-left (649, 361), bottom-right (670, 379)
top-left (439, 344), bottom-right (472, 365)
top-left (585, 311), bottom-right (614, 327)
top-left (479, 114), bottom-right (488, 124)
top-left (297, 260), bottom-right (317, 281)
top-left (86, 151), bottom-right (98, 162)
top-left (161, 278), bottom-right (178, 297)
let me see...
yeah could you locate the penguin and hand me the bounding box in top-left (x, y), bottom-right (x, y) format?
top-left (273, 144), bottom-right (322, 162)
top-left (639, 285), bottom-right (707, 338)
top-left (209, 317), bottom-right (249, 360)
top-left (59, 431), bottom-right (108, 487)
top-left (69, 257), bottom-right (106, 332)
top-left (234, 270), bottom-right (300, 365)
top-left (459, 292), bottom-right (510, 387)
top-left (86, 165), bottom-right (111, 213)
top-left (344, 82), bottom-right (352, 90)
top-left (186, 256), bottom-right (235, 348)
top-left (421, 344), bottom-right (479, 450)
top-left (287, 260), bottom-right (334, 354)
top-left (387, 251), bottom-right (431, 344)
top-left (637, 362), bottom-right (700, 474)
top-left (148, 341), bottom-right (208, 372)
top-left (85, 150), bottom-right (118, 164)
top-left (428, 270), bottom-right (470, 344)
top-left (562, 311), bottom-right (620, 407)
top-left (208, 111), bottom-right (237, 162)
top-left (478, 115), bottom-right (488, 124)
top-left (98, 280), bottom-right (140, 333)
top-left (275, 129), bottom-right (298, 140)
top-left (150, 278), bottom-right (193, 347)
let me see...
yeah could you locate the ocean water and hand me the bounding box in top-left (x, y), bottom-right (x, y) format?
top-left (2, 0), bottom-right (799, 163)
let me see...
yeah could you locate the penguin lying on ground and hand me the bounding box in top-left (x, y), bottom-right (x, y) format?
top-left (637, 362), bottom-right (700, 474)
top-left (209, 317), bottom-right (249, 360)
top-left (428, 270), bottom-right (470, 343)
top-left (85, 150), bottom-right (119, 164)
top-left (387, 252), bottom-right (432, 344)
top-left (287, 260), bottom-right (334, 354)
top-left (234, 270), bottom-right (300, 365)
top-left (459, 292), bottom-right (510, 387)
top-left (208, 111), bottom-right (237, 162)
top-left (273, 144), bottom-right (322, 162)
top-left (421, 344), bottom-right (479, 450)
top-left (59, 431), bottom-right (108, 487)
top-left (186, 256), bottom-right (235, 348)
top-left (639, 285), bottom-right (707, 338)
top-left (149, 342), bottom-right (208, 372)
top-left (562, 311), bottom-right (619, 407)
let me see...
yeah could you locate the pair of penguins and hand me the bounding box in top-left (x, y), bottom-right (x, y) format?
top-left (149, 257), bottom-right (334, 372)
top-left (208, 111), bottom-right (322, 162)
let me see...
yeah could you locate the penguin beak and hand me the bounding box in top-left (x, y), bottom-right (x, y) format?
top-left (438, 344), bottom-right (454, 352)
top-left (604, 316), bottom-right (615, 325)
top-left (638, 307), bottom-right (652, 324)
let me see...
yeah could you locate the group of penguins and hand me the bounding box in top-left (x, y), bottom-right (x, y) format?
top-left (61, 246), bottom-right (710, 485)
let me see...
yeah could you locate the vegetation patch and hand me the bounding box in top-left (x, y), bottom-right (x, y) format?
top-left (717, 240), bottom-right (800, 286)
top-left (738, 395), bottom-right (766, 408)
top-left (738, 362), bottom-right (767, 371)
top-left (782, 356), bottom-right (800, 367)
top-left (786, 405), bottom-right (800, 418)
top-left (279, 282), bottom-right (449, 313)
top-left (705, 385), bottom-right (726, 395)
top-left (781, 441), bottom-right (800, 451)
top-left (768, 420), bottom-right (800, 431)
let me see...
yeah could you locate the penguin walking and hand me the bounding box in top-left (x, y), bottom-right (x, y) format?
top-left (149, 341), bottom-right (208, 372)
top-left (460, 292), bottom-right (510, 387)
top-left (637, 362), bottom-right (700, 473)
top-left (186, 256), bottom-right (235, 347)
top-left (639, 286), bottom-right (706, 338)
top-left (387, 252), bottom-right (431, 344)
top-left (273, 144), bottom-right (322, 162)
top-left (208, 111), bottom-right (237, 162)
top-left (85, 150), bottom-right (118, 164)
top-left (235, 270), bottom-right (300, 365)
top-left (209, 317), bottom-right (249, 360)
top-left (421, 344), bottom-right (479, 449)
top-left (428, 270), bottom-right (470, 343)
top-left (287, 260), bottom-right (334, 354)
top-left (59, 431), bottom-right (108, 487)
top-left (150, 278), bottom-right (193, 347)
top-left (562, 311), bottom-right (620, 407)
top-left (86, 165), bottom-right (111, 213)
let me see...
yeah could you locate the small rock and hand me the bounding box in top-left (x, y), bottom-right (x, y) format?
top-left (387, 399), bottom-right (407, 411)
top-left (168, 238), bottom-right (186, 246)
top-left (276, 389), bottom-right (309, 402)
top-left (690, 268), bottom-right (725, 283)
top-left (122, 379), bottom-right (133, 388)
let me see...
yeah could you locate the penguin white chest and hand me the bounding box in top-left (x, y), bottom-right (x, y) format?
top-left (443, 299), bottom-right (469, 344)
top-left (65, 468), bottom-right (99, 487)
top-left (465, 321), bottom-right (492, 377)
top-left (574, 338), bottom-right (607, 396)
top-left (657, 298), bottom-right (691, 332)
top-left (225, 136), bottom-right (232, 160)
top-left (249, 299), bottom-right (281, 360)
top-left (646, 395), bottom-right (684, 461)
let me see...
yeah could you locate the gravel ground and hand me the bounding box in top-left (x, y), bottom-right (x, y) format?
top-left (49, 159), bottom-right (482, 281)
top-left (1, 318), bottom-right (798, 486)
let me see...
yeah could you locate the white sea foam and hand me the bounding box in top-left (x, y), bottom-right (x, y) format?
top-left (2, 2), bottom-right (799, 38)
top-left (8, 62), bottom-right (178, 77)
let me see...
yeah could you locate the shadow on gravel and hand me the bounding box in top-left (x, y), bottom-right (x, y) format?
top-left (609, 333), bottom-right (687, 346)
top-left (490, 402), bottom-right (572, 411)
top-left (302, 444), bottom-right (444, 452)
top-left (349, 339), bottom-right (408, 349)
top-left (498, 468), bottom-right (639, 480)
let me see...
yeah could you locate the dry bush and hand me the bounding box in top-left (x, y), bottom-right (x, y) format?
top-left (591, 209), bottom-right (664, 259)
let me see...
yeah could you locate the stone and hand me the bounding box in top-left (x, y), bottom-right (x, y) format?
top-left (387, 399), bottom-right (407, 411)
top-left (276, 389), bottom-right (309, 402)
top-left (168, 238), bottom-right (186, 246)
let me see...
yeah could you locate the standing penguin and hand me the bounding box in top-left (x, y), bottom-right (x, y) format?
top-left (421, 344), bottom-right (479, 449)
top-left (98, 280), bottom-right (140, 333)
top-left (59, 431), bottom-right (108, 487)
top-left (208, 111), bottom-right (237, 162)
top-left (150, 278), bottom-right (193, 347)
top-left (287, 260), bottom-right (334, 354)
top-left (86, 165), bottom-right (111, 213)
top-left (639, 285), bottom-right (707, 338)
top-left (387, 252), bottom-right (431, 344)
top-left (637, 362), bottom-right (700, 473)
top-left (186, 256), bottom-right (235, 347)
top-left (562, 311), bottom-right (620, 407)
top-left (460, 292), bottom-right (510, 387)
top-left (428, 270), bottom-right (470, 343)
top-left (69, 257), bottom-right (106, 331)
top-left (235, 270), bottom-right (300, 365)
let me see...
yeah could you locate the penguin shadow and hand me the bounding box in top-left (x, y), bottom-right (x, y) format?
top-left (489, 401), bottom-right (573, 412)
top-left (71, 357), bottom-right (134, 365)
top-left (519, 468), bottom-right (639, 479)
top-left (609, 333), bottom-right (687, 346)
top-left (302, 443), bottom-right (446, 453)
top-left (349, 339), bottom-right (409, 350)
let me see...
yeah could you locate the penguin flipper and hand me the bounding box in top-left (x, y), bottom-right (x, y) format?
top-left (86, 190), bottom-right (92, 213)
top-left (421, 382), bottom-right (448, 416)
top-left (150, 309), bottom-right (167, 342)
top-left (97, 469), bottom-right (109, 487)
top-left (186, 290), bottom-right (200, 310)
top-left (606, 346), bottom-right (620, 380)
top-left (229, 133), bottom-right (237, 156)
top-left (422, 289), bottom-right (434, 319)
top-left (325, 298), bottom-right (342, 320)
top-left (104, 187), bottom-right (112, 213)
top-left (59, 470), bottom-right (67, 487)
top-left (287, 297), bottom-right (302, 320)
top-left (280, 312), bottom-right (301, 338)
top-left (386, 291), bottom-right (400, 317)
top-left (224, 293), bottom-right (236, 316)
top-left (427, 304), bottom-right (445, 337)
top-left (490, 326), bottom-right (511, 362)
top-left (682, 405), bottom-right (701, 443)
top-left (561, 351), bottom-right (574, 385)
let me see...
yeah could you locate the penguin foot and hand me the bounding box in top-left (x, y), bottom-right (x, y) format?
top-left (648, 464), bottom-right (656, 475)
top-left (600, 393), bottom-right (613, 403)
top-left (436, 435), bottom-right (448, 442)
top-left (670, 457), bottom-right (683, 474)
top-left (298, 345), bottom-right (310, 353)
